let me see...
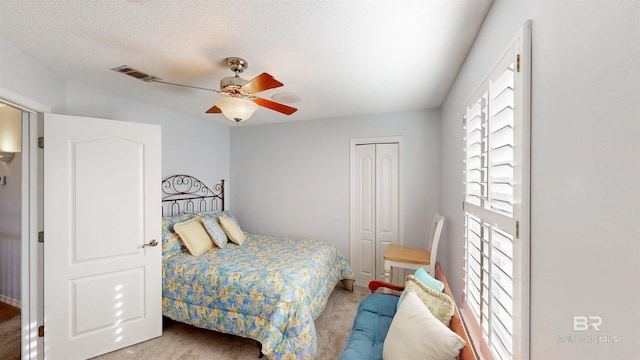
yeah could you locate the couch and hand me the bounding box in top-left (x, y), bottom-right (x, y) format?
top-left (338, 262), bottom-right (477, 360)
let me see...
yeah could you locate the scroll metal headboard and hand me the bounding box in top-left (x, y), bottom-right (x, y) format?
top-left (161, 175), bottom-right (224, 216)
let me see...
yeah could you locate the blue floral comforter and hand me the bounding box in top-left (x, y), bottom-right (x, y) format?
top-left (162, 232), bottom-right (353, 360)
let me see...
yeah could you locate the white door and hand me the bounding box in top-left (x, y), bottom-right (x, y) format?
top-left (354, 144), bottom-right (377, 286)
top-left (352, 142), bottom-right (399, 287)
top-left (43, 114), bottom-right (161, 359)
top-left (374, 143), bottom-right (399, 283)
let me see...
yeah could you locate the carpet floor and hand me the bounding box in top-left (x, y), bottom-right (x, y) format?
top-left (0, 285), bottom-right (369, 359)
top-left (93, 285), bottom-right (369, 359)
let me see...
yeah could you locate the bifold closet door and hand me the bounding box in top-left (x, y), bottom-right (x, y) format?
top-left (353, 143), bottom-right (399, 286)
top-left (374, 143), bottom-right (399, 282)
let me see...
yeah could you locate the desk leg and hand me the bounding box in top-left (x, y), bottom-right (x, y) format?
top-left (384, 260), bottom-right (392, 284)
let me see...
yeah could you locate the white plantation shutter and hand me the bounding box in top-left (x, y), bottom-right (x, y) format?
top-left (464, 92), bottom-right (487, 208)
top-left (462, 22), bottom-right (530, 360)
top-left (463, 213), bottom-right (484, 326)
top-left (488, 64), bottom-right (515, 216)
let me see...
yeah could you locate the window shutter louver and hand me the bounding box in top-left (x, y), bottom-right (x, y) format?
top-left (464, 92), bottom-right (487, 207)
top-left (464, 213), bottom-right (483, 321)
top-left (488, 63), bottom-right (515, 216)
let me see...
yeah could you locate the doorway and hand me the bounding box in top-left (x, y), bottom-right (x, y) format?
top-left (0, 93), bottom-right (162, 359)
top-left (0, 92), bottom-right (47, 360)
top-left (349, 136), bottom-right (404, 288)
top-left (0, 102), bottom-right (24, 360)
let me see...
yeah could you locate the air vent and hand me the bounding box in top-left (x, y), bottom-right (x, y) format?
top-left (111, 65), bottom-right (159, 82)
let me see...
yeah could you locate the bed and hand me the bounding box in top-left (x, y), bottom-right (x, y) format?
top-left (160, 175), bottom-right (354, 360)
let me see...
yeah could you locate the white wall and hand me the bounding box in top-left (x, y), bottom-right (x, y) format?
top-left (440, 1), bottom-right (640, 359)
top-left (0, 37), bottom-right (230, 192)
top-left (230, 109), bottom-right (440, 258)
top-left (63, 81), bottom-right (230, 184)
top-left (0, 39), bottom-right (66, 112)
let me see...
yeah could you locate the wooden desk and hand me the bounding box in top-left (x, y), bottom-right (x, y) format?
top-left (383, 244), bottom-right (431, 284)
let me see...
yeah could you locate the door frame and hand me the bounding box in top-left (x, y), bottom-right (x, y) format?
top-left (1, 86), bottom-right (50, 360)
top-left (349, 136), bottom-right (404, 282)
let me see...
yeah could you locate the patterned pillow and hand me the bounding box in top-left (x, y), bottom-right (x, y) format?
top-left (403, 274), bottom-right (455, 327)
top-left (195, 210), bottom-right (239, 228)
top-left (162, 213), bottom-right (196, 254)
top-left (162, 232), bottom-right (184, 254)
top-left (201, 216), bottom-right (228, 248)
top-left (195, 210), bottom-right (223, 221)
top-left (397, 267), bottom-right (446, 311)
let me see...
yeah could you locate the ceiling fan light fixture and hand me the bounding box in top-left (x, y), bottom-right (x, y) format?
top-left (214, 97), bottom-right (259, 123)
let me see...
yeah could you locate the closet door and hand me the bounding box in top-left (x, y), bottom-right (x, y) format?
top-left (375, 143), bottom-right (399, 283)
top-left (352, 142), bottom-right (399, 287)
top-left (354, 144), bottom-right (376, 286)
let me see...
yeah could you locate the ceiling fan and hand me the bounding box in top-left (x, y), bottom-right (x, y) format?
top-left (111, 57), bottom-right (297, 123)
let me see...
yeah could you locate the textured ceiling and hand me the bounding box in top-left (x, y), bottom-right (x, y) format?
top-left (0, 0), bottom-right (492, 126)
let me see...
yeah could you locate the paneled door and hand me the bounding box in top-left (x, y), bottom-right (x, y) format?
top-left (351, 142), bottom-right (400, 287)
top-left (43, 114), bottom-right (161, 359)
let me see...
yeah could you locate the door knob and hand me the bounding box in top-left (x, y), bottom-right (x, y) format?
top-left (143, 239), bottom-right (158, 248)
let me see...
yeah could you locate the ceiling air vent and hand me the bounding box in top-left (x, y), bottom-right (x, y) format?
top-left (111, 65), bottom-right (159, 82)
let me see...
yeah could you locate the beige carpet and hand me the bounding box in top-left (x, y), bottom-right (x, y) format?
top-left (94, 285), bottom-right (369, 359)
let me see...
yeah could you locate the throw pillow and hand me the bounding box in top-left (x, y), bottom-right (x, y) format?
top-left (403, 274), bottom-right (455, 326)
top-left (219, 214), bottom-right (247, 245)
top-left (200, 216), bottom-right (228, 248)
top-left (414, 267), bottom-right (445, 292)
top-left (397, 267), bottom-right (446, 310)
top-left (173, 217), bottom-right (215, 256)
top-left (162, 213), bottom-right (196, 254)
top-left (383, 292), bottom-right (465, 360)
top-left (162, 232), bottom-right (184, 254)
top-left (221, 210), bottom-right (241, 227)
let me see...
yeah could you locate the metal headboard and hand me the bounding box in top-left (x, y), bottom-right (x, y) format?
top-left (162, 175), bottom-right (224, 216)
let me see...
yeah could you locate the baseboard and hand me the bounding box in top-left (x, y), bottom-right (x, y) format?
top-left (0, 294), bottom-right (20, 308)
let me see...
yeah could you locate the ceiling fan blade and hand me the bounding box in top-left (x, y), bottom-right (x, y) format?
top-left (151, 79), bottom-right (224, 93)
top-left (241, 73), bottom-right (284, 94)
top-left (253, 97), bottom-right (298, 115)
top-left (205, 105), bottom-right (222, 114)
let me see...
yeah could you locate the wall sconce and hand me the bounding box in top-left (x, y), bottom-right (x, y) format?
top-left (0, 104), bottom-right (21, 163)
top-left (0, 151), bottom-right (15, 163)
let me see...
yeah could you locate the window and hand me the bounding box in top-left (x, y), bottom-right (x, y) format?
top-left (462, 22), bottom-right (531, 360)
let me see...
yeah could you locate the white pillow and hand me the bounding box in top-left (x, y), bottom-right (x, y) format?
top-left (383, 292), bottom-right (465, 360)
top-left (172, 217), bottom-right (214, 256)
top-left (219, 214), bottom-right (247, 245)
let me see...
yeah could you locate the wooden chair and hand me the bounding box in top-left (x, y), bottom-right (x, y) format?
top-left (383, 213), bottom-right (445, 281)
